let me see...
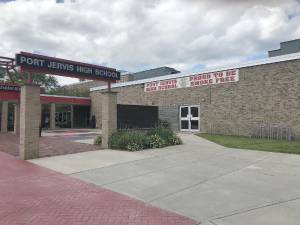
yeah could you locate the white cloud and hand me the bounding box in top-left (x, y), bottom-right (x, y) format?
top-left (0, 0), bottom-right (300, 85)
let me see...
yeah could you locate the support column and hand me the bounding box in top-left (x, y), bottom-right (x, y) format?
top-left (50, 103), bottom-right (56, 129)
top-left (70, 105), bottom-right (74, 128)
top-left (1, 101), bottom-right (8, 133)
top-left (20, 84), bottom-right (41, 160)
top-left (101, 92), bottom-right (117, 149)
top-left (14, 103), bottom-right (20, 135)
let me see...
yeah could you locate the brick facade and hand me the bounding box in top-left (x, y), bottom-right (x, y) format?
top-left (158, 105), bottom-right (180, 131)
top-left (91, 59), bottom-right (300, 139)
top-left (63, 80), bottom-right (131, 96)
top-left (1, 101), bottom-right (8, 133)
top-left (50, 103), bottom-right (56, 129)
top-left (19, 84), bottom-right (41, 160)
top-left (64, 80), bottom-right (107, 94)
top-left (101, 92), bottom-right (117, 148)
top-left (90, 91), bottom-right (103, 128)
top-left (13, 103), bottom-right (20, 134)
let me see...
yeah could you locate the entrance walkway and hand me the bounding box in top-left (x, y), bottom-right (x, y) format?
top-left (0, 151), bottom-right (198, 225)
top-left (31, 134), bottom-right (300, 225)
top-left (0, 130), bottom-right (100, 158)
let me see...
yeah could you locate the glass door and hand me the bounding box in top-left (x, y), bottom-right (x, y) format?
top-left (180, 106), bottom-right (190, 131)
top-left (179, 105), bottom-right (200, 132)
top-left (190, 106), bottom-right (199, 131)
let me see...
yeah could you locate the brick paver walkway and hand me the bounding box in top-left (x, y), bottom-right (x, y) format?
top-left (0, 133), bottom-right (99, 158)
top-left (0, 152), bottom-right (199, 225)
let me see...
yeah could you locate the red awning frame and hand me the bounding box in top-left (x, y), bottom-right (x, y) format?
top-left (0, 56), bottom-right (15, 69)
top-left (0, 56), bottom-right (28, 83)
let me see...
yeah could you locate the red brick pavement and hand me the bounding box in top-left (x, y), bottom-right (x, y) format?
top-left (0, 133), bottom-right (99, 158)
top-left (0, 152), bottom-right (199, 225)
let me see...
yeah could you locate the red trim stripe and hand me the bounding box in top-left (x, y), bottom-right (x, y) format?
top-left (0, 91), bottom-right (19, 101)
top-left (41, 95), bottom-right (90, 105)
top-left (0, 91), bottom-right (90, 105)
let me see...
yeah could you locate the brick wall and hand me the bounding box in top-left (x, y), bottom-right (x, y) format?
top-left (91, 59), bottom-right (300, 139)
top-left (64, 81), bottom-right (106, 93)
top-left (158, 105), bottom-right (180, 131)
top-left (90, 91), bottom-right (103, 128)
top-left (64, 75), bottom-right (131, 93)
top-left (19, 85), bottom-right (41, 159)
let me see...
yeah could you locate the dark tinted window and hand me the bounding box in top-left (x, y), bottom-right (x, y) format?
top-left (191, 107), bottom-right (199, 117)
top-left (181, 107), bottom-right (189, 117)
top-left (191, 120), bottom-right (199, 130)
top-left (181, 120), bottom-right (189, 129)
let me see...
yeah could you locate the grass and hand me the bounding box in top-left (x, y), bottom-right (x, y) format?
top-left (197, 133), bottom-right (300, 155)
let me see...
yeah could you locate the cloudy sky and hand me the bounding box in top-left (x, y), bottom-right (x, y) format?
top-left (0, 0), bottom-right (300, 85)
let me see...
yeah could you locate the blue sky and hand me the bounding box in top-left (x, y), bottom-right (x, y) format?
top-left (0, 0), bottom-right (15, 2)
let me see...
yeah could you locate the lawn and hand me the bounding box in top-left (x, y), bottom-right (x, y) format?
top-left (197, 133), bottom-right (300, 155)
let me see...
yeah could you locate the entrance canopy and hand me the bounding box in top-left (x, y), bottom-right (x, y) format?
top-left (16, 52), bottom-right (120, 82)
top-left (1, 51), bottom-right (120, 158)
top-left (1, 52), bottom-right (120, 84)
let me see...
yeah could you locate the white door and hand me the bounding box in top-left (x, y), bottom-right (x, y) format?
top-left (179, 105), bottom-right (200, 132)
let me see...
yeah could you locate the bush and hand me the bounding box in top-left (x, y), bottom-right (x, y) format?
top-left (146, 128), bottom-right (182, 146)
top-left (148, 134), bottom-right (166, 148)
top-left (108, 128), bottom-right (182, 151)
top-left (109, 131), bottom-right (148, 151)
top-left (94, 135), bottom-right (102, 145)
top-left (169, 135), bottom-right (182, 145)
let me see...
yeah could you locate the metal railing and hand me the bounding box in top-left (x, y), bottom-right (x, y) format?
top-left (251, 124), bottom-right (292, 141)
top-left (208, 123), bottom-right (293, 141)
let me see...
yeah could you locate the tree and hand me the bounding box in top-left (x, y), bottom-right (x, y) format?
top-left (0, 68), bottom-right (5, 80)
top-left (6, 71), bottom-right (59, 91)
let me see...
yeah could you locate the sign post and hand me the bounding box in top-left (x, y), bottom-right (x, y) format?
top-left (0, 101), bottom-right (8, 133)
top-left (19, 84), bottom-right (41, 159)
top-left (101, 91), bottom-right (117, 148)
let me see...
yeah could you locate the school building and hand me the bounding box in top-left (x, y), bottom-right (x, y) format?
top-left (1, 52), bottom-right (300, 140)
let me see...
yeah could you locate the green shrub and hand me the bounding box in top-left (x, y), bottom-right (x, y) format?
top-left (94, 135), bottom-right (102, 145)
top-left (109, 130), bottom-right (148, 151)
top-left (169, 135), bottom-right (182, 145)
top-left (148, 134), bottom-right (166, 148)
top-left (146, 128), bottom-right (182, 146)
top-left (108, 128), bottom-right (182, 151)
top-left (126, 142), bottom-right (142, 151)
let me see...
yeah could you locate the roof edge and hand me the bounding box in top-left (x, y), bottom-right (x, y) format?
top-left (90, 52), bottom-right (300, 92)
top-left (40, 94), bottom-right (90, 99)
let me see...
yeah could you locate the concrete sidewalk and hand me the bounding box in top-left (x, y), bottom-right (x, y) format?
top-left (0, 151), bottom-right (198, 225)
top-left (30, 134), bottom-right (300, 225)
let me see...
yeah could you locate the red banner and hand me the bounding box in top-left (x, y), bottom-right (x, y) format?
top-left (145, 69), bottom-right (239, 92)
